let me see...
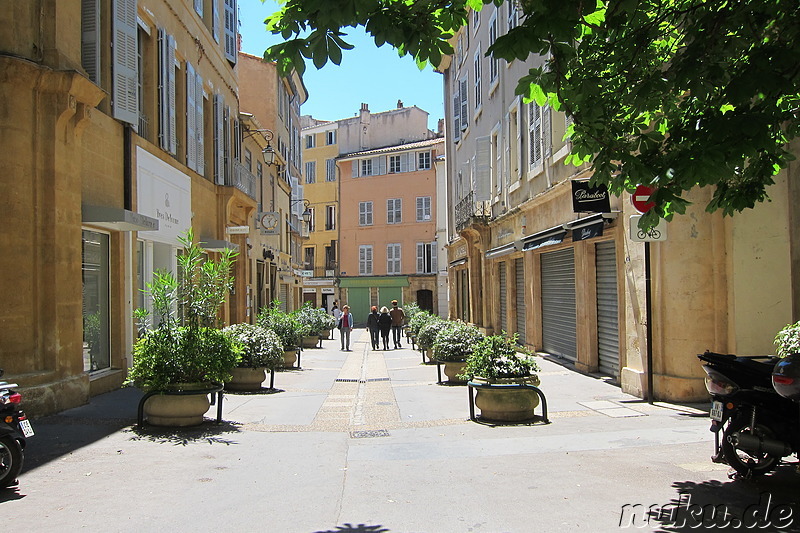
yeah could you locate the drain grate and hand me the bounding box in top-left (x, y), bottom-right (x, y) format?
top-left (334, 378), bottom-right (360, 382)
top-left (334, 378), bottom-right (391, 383)
top-left (366, 377), bottom-right (390, 382)
top-left (350, 429), bottom-right (390, 439)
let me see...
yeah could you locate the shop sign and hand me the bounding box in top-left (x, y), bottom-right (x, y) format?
top-left (571, 180), bottom-right (610, 213)
top-left (572, 221), bottom-right (605, 242)
top-left (136, 147), bottom-right (191, 245)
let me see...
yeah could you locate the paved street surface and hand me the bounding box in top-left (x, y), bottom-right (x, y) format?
top-left (6, 330), bottom-right (799, 532)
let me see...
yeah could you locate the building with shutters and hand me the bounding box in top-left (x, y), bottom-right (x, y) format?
top-left (442, 4), bottom-right (800, 402)
top-left (0, 0), bottom-right (297, 416)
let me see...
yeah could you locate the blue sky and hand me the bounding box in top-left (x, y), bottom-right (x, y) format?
top-left (238, 1), bottom-right (445, 128)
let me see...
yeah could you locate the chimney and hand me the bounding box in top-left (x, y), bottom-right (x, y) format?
top-left (397, 100), bottom-right (403, 108)
top-left (437, 118), bottom-right (445, 137)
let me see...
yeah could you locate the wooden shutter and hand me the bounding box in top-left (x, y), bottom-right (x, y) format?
top-left (196, 75), bottom-right (205, 175)
top-left (224, 0), bottom-right (237, 64)
top-left (212, 0), bottom-right (220, 42)
top-left (452, 91), bottom-right (461, 142)
top-left (214, 94), bottom-right (225, 184)
top-left (430, 243), bottom-right (437, 272)
top-left (351, 159), bottom-right (359, 178)
top-left (543, 105), bottom-right (552, 158)
top-left (194, 0), bottom-right (203, 16)
top-left (529, 102), bottom-right (542, 167)
top-left (475, 136), bottom-right (491, 201)
top-left (186, 63), bottom-right (197, 170)
top-left (112, 0), bottom-right (138, 125)
top-left (460, 78), bottom-right (468, 130)
top-left (81, 0), bottom-right (100, 85)
top-left (416, 243), bottom-right (424, 274)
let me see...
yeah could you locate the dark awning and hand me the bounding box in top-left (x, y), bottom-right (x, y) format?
top-left (82, 205), bottom-right (159, 232)
top-left (485, 242), bottom-right (519, 260)
top-left (521, 226), bottom-right (567, 252)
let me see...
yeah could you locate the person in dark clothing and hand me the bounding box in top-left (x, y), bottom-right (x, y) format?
top-left (378, 306), bottom-right (393, 350)
top-left (366, 306), bottom-right (380, 350)
top-left (389, 300), bottom-right (405, 349)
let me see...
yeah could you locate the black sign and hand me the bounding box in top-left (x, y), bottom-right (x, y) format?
top-left (572, 221), bottom-right (605, 242)
top-left (572, 180), bottom-right (610, 213)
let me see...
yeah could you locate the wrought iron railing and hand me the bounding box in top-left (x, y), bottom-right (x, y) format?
top-left (455, 190), bottom-right (491, 232)
top-left (138, 113), bottom-right (150, 143)
top-left (231, 160), bottom-right (257, 200)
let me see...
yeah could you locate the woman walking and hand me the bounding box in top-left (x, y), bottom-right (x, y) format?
top-left (366, 306), bottom-right (380, 350)
top-left (378, 306), bottom-right (393, 350)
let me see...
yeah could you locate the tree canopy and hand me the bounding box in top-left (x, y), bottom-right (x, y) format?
top-left (263, 0), bottom-right (800, 222)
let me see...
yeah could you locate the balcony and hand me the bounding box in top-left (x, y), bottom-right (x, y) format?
top-left (455, 190), bottom-right (491, 232)
top-left (227, 160), bottom-right (257, 200)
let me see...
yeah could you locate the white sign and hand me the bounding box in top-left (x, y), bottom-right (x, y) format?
top-left (630, 215), bottom-right (667, 242)
top-left (226, 226), bottom-right (250, 234)
top-left (136, 147), bottom-right (191, 245)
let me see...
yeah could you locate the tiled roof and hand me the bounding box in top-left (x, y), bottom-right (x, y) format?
top-left (339, 137), bottom-right (444, 160)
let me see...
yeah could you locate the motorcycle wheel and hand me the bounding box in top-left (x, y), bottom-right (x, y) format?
top-left (721, 415), bottom-right (781, 477)
top-left (0, 435), bottom-right (23, 489)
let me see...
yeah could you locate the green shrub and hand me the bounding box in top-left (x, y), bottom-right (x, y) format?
top-left (459, 334), bottom-right (539, 381)
top-left (223, 323), bottom-right (284, 368)
top-left (432, 321), bottom-right (484, 362)
top-left (295, 302), bottom-right (335, 335)
top-left (775, 321), bottom-right (800, 358)
top-left (417, 317), bottom-right (445, 350)
top-left (408, 311), bottom-right (435, 338)
top-left (258, 301), bottom-right (304, 350)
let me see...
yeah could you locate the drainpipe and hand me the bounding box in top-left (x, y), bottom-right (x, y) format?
top-left (123, 125), bottom-right (132, 210)
top-left (645, 241), bottom-right (654, 404)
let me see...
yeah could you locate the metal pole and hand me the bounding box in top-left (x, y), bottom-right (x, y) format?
top-left (645, 241), bottom-right (654, 404)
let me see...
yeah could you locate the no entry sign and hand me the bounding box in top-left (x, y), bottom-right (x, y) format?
top-left (631, 185), bottom-right (656, 214)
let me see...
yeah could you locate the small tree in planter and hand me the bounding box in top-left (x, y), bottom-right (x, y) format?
top-left (222, 324), bottom-right (284, 391)
top-left (408, 311), bottom-right (435, 341)
top-left (459, 334), bottom-right (542, 422)
top-left (432, 321), bottom-right (485, 382)
top-left (295, 302), bottom-right (332, 346)
top-left (417, 317), bottom-right (445, 352)
top-left (258, 302), bottom-right (304, 368)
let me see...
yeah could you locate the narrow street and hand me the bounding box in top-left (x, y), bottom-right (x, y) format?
top-left (7, 331), bottom-right (798, 532)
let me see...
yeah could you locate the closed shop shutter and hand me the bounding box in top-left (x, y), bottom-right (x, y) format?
top-left (596, 241), bottom-right (620, 377)
top-left (515, 258), bottom-right (526, 344)
top-left (498, 262), bottom-right (507, 333)
top-left (541, 248), bottom-right (577, 361)
top-left (279, 284), bottom-right (289, 312)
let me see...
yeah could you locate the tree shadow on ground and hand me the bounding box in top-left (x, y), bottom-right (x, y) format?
top-left (224, 387), bottom-right (285, 395)
top-left (312, 524), bottom-right (390, 533)
top-left (125, 419), bottom-right (242, 446)
top-left (622, 466), bottom-right (800, 532)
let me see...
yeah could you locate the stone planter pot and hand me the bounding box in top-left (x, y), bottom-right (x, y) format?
top-left (283, 348), bottom-right (298, 368)
top-left (442, 360), bottom-right (468, 384)
top-left (301, 335), bottom-right (319, 349)
top-left (225, 367), bottom-right (267, 391)
top-left (319, 329), bottom-right (331, 340)
top-left (143, 383), bottom-right (211, 427)
top-left (473, 376), bottom-right (541, 422)
top-left (423, 348), bottom-right (435, 363)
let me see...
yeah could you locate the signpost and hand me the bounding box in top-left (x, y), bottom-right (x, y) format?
top-left (631, 185), bottom-right (656, 214)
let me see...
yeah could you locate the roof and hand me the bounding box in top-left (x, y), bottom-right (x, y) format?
top-left (338, 137), bottom-right (444, 160)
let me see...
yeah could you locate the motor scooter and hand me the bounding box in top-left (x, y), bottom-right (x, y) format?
top-left (0, 369), bottom-right (33, 488)
top-left (698, 351), bottom-right (800, 478)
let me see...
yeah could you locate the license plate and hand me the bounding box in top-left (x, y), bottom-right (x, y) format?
top-left (710, 400), bottom-right (724, 422)
top-left (18, 419), bottom-right (34, 438)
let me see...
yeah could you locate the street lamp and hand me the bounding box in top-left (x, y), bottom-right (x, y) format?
top-left (242, 127), bottom-right (277, 166)
top-left (291, 198), bottom-right (312, 225)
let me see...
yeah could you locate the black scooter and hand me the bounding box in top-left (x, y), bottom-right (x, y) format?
top-left (698, 351), bottom-right (800, 478)
top-left (0, 369), bottom-right (33, 488)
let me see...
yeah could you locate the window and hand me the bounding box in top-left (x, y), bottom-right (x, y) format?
top-left (453, 74), bottom-right (461, 143)
top-left (416, 196), bottom-right (432, 222)
top-left (223, 0), bottom-right (238, 64)
top-left (387, 244), bottom-right (401, 275)
top-left (489, 10), bottom-right (499, 83)
top-left (325, 205), bottom-right (335, 230)
top-left (389, 155), bottom-right (401, 174)
top-left (508, 104), bottom-right (520, 182)
top-left (418, 151), bottom-right (431, 170)
top-left (528, 102), bottom-right (543, 169)
top-left (305, 161), bottom-right (316, 184)
top-left (474, 48), bottom-right (482, 111)
top-left (244, 148), bottom-right (252, 172)
top-left (359, 245), bottom-right (373, 275)
top-left (326, 130), bottom-right (336, 145)
top-left (387, 198), bottom-right (402, 224)
top-left (185, 63), bottom-right (204, 174)
top-left (460, 77), bottom-right (469, 131)
top-left (325, 243), bottom-right (336, 269)
top-left (361, 158), bottom-right (372, 176)
top-left (326, 158), bottom-right (336, 181)
top-left (194, 0), bottom-right (203, 16)
top-left (359, 201), bottom-right (373, 226)
top-left (307, 207), bottom-right (315, 232)
top-left (158, 29), bottom-right (177, 155)
top-left (508, 1), bottom-right (520, 32)
top-left (305, 134), bottom-right (315, 148)
top-left (303, 247), bottom-right (315, 270)
top-left (473, 8), bottom-right (480, 30)
top-left (416, 242), bottom-right (437, 274)
top-left (82, 229), bottom-right (110, 372)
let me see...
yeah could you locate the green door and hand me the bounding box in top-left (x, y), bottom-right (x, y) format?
top-left (346, 288), bottom-right (370, 327)
top-left (378, 287), bottom-right (403, 310)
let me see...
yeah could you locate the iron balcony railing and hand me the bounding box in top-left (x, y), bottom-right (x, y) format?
top-left (230, 160), bottom-right (257, 200)
top-left (455, 190), bottom-right (491, 232)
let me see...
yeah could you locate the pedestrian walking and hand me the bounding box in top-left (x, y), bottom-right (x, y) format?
top-left (366, 306), bottom-right (380, 350)
top-left (378, 306), bottom-right (393, 350)
top-left (389, 300), bottom-right (405, 349)
top-left (338, 305), bottom-right (353, 351)
top-left (331, 303), bottom-right (341, 340)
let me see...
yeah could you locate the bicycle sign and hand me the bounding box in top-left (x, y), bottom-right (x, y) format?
top-left (630, 215), bottom-right (667, 242)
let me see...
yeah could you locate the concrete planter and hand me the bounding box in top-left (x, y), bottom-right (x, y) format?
top-left (473, 376), bottom-right (541, 422)
top-left (442, 360), bottom-right (468, 384)
top-left (319, 329), bottom-right (331, 340)
top-left (225, 367), bottom-right (267, 391)
top-left (282, 349), bottom-right (298, 368)
top-left (301, 335), bottom-right (319, 349)
top-left (143, 384), bottom-right (211, 427)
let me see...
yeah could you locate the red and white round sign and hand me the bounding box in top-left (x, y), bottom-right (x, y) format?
top-left (631, 185), bottom-right (656, 214)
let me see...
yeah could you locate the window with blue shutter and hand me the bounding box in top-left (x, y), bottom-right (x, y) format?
top-left (223, 0), bottom-right (237, 64)
top-left (112, 0), bottom-right (138, 125)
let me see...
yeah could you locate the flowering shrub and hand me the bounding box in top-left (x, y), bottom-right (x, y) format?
top-left (417, 317), bottom-right (445, 350)
top-left (408, 311), bottom-right (435, 338)
top-left (258, 301), bottom-right (304, 350)
top-left (775, 321), bottom-right (800, 358)
top-left (459, 334), bottom-right (539, 381)
top-left (223, 323), bottom-right (284, 368)
top-left (432, 321), bottom-right (484, 362)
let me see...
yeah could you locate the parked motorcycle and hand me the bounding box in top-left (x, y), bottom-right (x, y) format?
top-left (698, 351), bottom-right (800, 478)
top-left (0, 369), bottom-right (33, 488)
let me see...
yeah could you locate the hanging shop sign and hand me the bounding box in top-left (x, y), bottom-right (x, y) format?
top-left (256, 212), bottom-right (281, 235)
top-left (571, 180), bottom-right (610, 213)
top-left (572, 221), bottom-right (605, 242)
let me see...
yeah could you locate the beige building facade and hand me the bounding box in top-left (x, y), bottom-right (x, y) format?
top-left (443, 4), bottom-right (800, 402)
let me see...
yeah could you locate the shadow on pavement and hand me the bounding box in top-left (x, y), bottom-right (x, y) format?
top-left (621, 467), bottom-right (800, 532)
top-left (313, 524), bottom-right (390, 533)
top-left (125, 420), bottom-right (242, 446)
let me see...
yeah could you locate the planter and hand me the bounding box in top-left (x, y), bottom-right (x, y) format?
top-left (473, 376), bottom-right (541, 422)
top-left (319, 329), bottom-right (331, 340)
top-left (423, 348), bottom-right (435, 363)
top-left (143, 383), bottom-right (212, 427)
top-left (225, 367), bottom-right (267, 391)
top-left (301, 335), bottom-right (320, 349)
top-left (442, 360), bottom-right (468, 384)
top-left (283, 348), bottom-right (298, 368)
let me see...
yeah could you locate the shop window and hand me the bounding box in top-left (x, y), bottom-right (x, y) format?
top-left (82, 230), bottom-right (111, 372)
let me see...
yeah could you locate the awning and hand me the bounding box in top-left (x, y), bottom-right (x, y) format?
top-left (521, 226), bottom-right (567, 252)
top-left (82, 205), bottom-right (159, 232)
top-left (449, 258), bottom-right (468, 267)
top-left (199, 238), bottom-right (239, 252)
top-left (485, 242), bottom-right (519, 260)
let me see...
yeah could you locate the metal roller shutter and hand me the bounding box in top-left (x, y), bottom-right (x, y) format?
top-left (541, 248), bottom-right (577, 361)
top-left (515, 258), bottom-right (526, 343)
top-left (595, 241), bottom-right (620, 377)
top-left (498, 262), bottom-right (507, 333)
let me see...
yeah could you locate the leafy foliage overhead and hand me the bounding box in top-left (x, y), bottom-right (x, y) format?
top-left (263, 0), bottom-right (800, 221)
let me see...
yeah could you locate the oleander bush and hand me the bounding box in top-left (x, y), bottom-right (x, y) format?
top-left (432, 321), bottom-right (484, 362)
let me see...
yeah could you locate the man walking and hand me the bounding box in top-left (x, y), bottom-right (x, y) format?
top-left (338, 305), bottom-right (353, 351)
top-left (389, 300), bottom-right (405, 349)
